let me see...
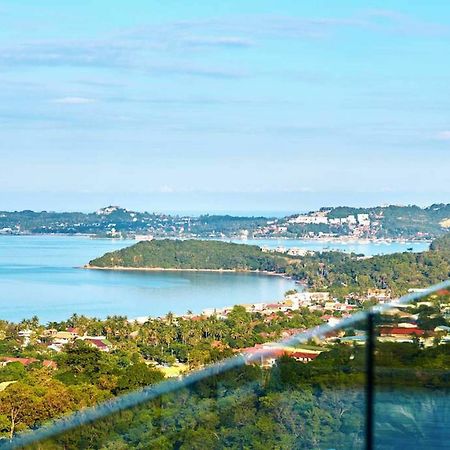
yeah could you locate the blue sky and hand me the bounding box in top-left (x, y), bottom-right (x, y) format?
top-left (1, 1), bottom-right (450, 214)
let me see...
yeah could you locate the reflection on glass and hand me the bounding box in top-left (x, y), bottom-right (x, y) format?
top-left (374, 288), bottom-right (450, 449)
top-left (4, 283), bottom-right (450, 450)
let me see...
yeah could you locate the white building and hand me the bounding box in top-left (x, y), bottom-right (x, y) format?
top-left (357, 214), bottom-right (370, 226)
top-left (289, 215), bottom-right (328, 225)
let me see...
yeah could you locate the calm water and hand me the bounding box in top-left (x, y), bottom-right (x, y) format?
top-left (0, 235), bottom-right (429, 323)
top-left (229, 238), bottom-right (430, 256)
top-left (0, 236), bottom-right (296, 323)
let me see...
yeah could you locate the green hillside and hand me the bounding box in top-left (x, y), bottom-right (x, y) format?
top-left (88, 239), bottom-right (289, 272)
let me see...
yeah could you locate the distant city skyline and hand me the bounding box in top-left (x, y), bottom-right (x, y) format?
top-left (1, 1), bottom-right (450, 212)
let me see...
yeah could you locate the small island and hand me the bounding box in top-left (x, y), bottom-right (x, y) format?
top-left (86, 239), bottom-right (290, 272)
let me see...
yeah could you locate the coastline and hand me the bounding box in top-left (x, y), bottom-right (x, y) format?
top-left (83, 265), bottom-right (304, 285)
top-left (234, 236), bottom-right (433, 244)
top-left (0, 233), bottom-right (432, 244)
top-left (83, 265), bottom-right (290, 278)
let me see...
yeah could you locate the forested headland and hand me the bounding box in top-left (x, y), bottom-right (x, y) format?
top-left (88, 236), bottom-right (450, 297)
top-left (87, 239), bottom-right (291, 272)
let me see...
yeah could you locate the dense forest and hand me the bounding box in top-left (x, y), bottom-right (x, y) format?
top-left (88, 239), bottom-right (291, 271)
top-left (286, 244), bottom-right (450, 297)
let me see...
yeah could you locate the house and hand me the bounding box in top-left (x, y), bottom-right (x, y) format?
top-left (53, 330), bottom-right (79, 342)
top-left (41, 328), bottom-right (58, 337)
top-left (80, 337), bottom-right (112, 352)
top-left (66, 327), bottom-right (80, 334)
top-left (280, 328), bottom-right (306, 339)
top-left (18, 329), bottom-right (32, 346)
top-left (308, 292), bottom-right (331, 303)
top-left (86, 339), bottom-right (110, 352)
top-left (379, 327), bottom-right (425, 337)
top-left (265, 303), bottom-right (283, 311)
top-left (42, 360), bottom-right (58, 369)
top-left (201, 308), bottom-right (218, 317)
top-left (263, 313), bottom-right (280, 323)
top-left (321, 315), bottom-right (341, 326)
top-left (242, 346), bottom-right (286, 368)
top-left (290, 352), bottom-right (320, 363)
top-left (0, 357), bottom-right (57, 369)
top-left (378, 326), bottom-right (427, 343)
top-left (241, 303), bottom-right (265, 312)
top-left (47, 343), bottom-right (64, 352)
top-left (0, 357), bottom-right (36, 367)
top-left (367, 289), bottom-right (390, 301)
top-left (397, 322), bottom-right (418, 329)
top-left (241, 344), bottom-right (322, 368)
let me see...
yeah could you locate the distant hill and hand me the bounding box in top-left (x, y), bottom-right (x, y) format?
top-left (430, 234), bottom-right (450, 252)
top-left (87, 239), bottom-right (290, 272)
top-left (325, 204), bottom-right (450, 238)
top-left (2, 203), bottom-right (450, 239)
top-left (0, 206), bottom-right (269, 239)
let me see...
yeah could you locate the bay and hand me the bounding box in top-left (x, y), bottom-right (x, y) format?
top-left (0, 236), bottom-right (296, 323)
top-left (0, 235), bottom-right (430, 323)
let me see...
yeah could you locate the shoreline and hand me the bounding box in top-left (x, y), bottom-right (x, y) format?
top-left (0, 233), bottom-right (432, 244)
top-left (83, 265), bottom-right (291, 278)
top-left (83, 264), bottom-right (303, 284)
top-left (231, 237), bottom-right (433, 244)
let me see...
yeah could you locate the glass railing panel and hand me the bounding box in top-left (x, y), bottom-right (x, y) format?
top-left (374, 287), bottom-right (450, 449)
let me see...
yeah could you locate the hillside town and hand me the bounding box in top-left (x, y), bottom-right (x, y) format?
top-left (3, 287), bottom-right (450, 379)
top-left (1, 203), bottom-right (449, 240)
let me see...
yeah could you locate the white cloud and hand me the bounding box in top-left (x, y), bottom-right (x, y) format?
top-left (183, 36), bottom-right (253, 48)
top-left (159, 185), bottom-right (175, 193)
top-left (436, 131), bottom-right (450, 141)
top-left (52, 97), bottom-right (95, 104)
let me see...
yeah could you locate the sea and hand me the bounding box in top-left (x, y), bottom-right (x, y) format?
top-left (228, 238), bottom-right (430, 256)
top-left (0, 235), bottom-right (429, 323)
top-left (0, 236), bottom-right (296, 323)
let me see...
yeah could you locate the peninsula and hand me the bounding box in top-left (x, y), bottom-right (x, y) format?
top-left (86, 239), bottom-right (290, 272)
top-left (87, 235), bottom-right (450, 298)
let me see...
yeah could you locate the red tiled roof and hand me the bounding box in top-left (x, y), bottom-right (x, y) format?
top-left (0, 357), bottom-right (35, 365)
top-left (379, 327), bottom-right (425, 336)
top-left (0, 357), bottom-right (57, 368)
top-left (242, 346), bottom-right (286, 358)
top-left (281, 328), bottom-right (305, 337)
top-left (85, 339), bottom-right (109, 349)
top-left (264, 313), bottom-right (280, 321)
top-left (42, 360), bottom-right (57, 369)
top-left (190, 316), bottom-right (204, 321)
